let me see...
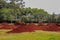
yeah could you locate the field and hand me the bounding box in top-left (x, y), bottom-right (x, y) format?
top-left (0, 30), bottom-right (60, 40)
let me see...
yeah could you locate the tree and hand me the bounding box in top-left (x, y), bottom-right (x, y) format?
top-left (46, 12), bottom-right (56, 23)
top-left (9, 0), bottom-right (25, 8)
top-left (51, 12), bottom-right (56, 23)
top-left (0, 8), bottom-right (11, 21)
top-left (56, 14), bottom-right (60, 23)
top-left (8, 14), bottom-right (15, 23)
top-left (0, 0), bottom-right (50, 23)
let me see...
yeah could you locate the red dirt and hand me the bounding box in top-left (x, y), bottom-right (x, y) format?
top-left (38, 22), bottom-right (45, 26)
top-left (0, 22), bottom-right (17, 29)
top-left (41, 23), bottom-right (60, 32)
top-left (7, 23), bottom-right (38, 33)
top-left (0, 22), bottom-right (60, 33)
top-left (7, 23), bottom-right (60, 33)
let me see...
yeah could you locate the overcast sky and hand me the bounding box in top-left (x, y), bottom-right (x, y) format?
top-left (24, 0), bottom-right (60, 14)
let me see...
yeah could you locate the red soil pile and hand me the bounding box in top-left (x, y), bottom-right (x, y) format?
top-left (8, 24), bottom-right (17, 29)
top-left (37, 23), bottom-right (60, 32)
top-left (38, 22), bottom-right (44, 26)
top-left (26, 23), bottom-right (41, 30)
top-left (7, 22), bottom-right (41, 33)
top-left (38, 22), bottom-right (48, 30)
top-left (38, 22), bottom-right (48, 26)
top-left (7, 22), bottom-right (60, 33)
top-left (0, 22), bottom-right (17, 29)
top-left (56, 23), bottom-right (60, 26)
top-left (0, 22), bottom-right (9, 29)
top-left (42, 23), bottom-right (60, 31)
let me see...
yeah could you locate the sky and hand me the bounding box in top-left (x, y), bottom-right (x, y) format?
top-left (24, 0), bottom-right (60, 14)
top-left (6, 0), bottom-right (60, 14)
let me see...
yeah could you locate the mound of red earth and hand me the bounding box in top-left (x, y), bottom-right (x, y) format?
top-left (7, 22), bottom-right (42, 33)
top-left (38, 22), bottom-right (48, 30)
top-left (6, 22), bottom-right (60, 33)
top-left (0, 22), bottom-right (17, 29)
top-left (38, 22), bottom-right (45, 26)
top-left (41, 23), bottom-right (60, 31)
top-left (56, 23), bottom-right (60, 26)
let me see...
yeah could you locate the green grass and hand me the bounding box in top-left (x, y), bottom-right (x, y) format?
top-left (0, 30), bottom-right (60, 40)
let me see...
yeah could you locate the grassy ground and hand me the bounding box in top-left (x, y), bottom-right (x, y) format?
top-left (0, 30), bottom-right (60, 40)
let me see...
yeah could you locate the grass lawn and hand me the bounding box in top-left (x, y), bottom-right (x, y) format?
top-left (0, 30), bottom-right (60, 40)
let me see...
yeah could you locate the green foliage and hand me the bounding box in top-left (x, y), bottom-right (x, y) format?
top-left (56, 14), bottom-right (60, 23)
top-left (1, 0), bottom-right (58, 23)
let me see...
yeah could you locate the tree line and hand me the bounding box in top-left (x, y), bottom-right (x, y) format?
top-left (0, 0), bottom-right (60, 23)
